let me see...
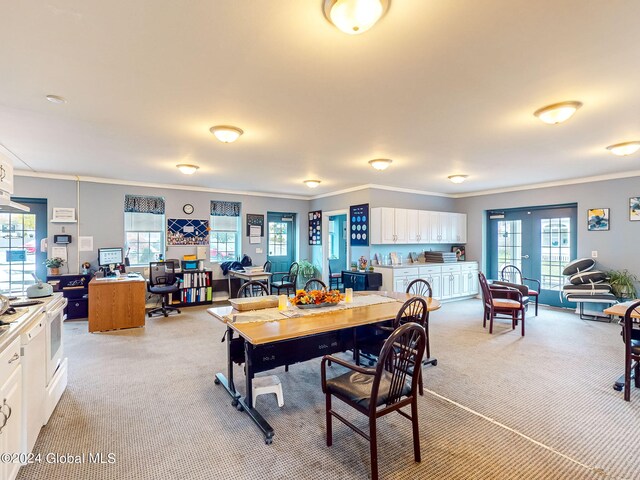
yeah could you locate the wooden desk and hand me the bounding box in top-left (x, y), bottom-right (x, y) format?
top-left (208, 292), bottom-right (440, 444)
top-left (227, 270), bottom-right (272, 297)
top-left (88, 276), bottom-right (146, 332)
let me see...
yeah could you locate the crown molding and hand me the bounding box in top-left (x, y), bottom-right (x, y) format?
top-left (14, 170), bottom-right (310, 201)
top-left (310, 183), bottom-right (453, 200)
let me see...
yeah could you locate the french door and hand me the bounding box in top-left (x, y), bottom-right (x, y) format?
top-left (267, 212), bottom-right (296, 274)
top-left (487, 204), bottom-right (577, 307)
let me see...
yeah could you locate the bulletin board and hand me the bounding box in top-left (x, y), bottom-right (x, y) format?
top-left (167, 218), bottom-right (210, 246)
top-left (309, 210), bottom-right (322, 245)
top-left (349, 204), bottom-right (369, 246)
top-left (246, 214), bottom-right (264, 237)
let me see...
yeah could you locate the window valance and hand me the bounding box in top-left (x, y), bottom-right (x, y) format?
top-left (210, 201), bottom-right (241, 217)
top-left (124, 194), bottom-right (165, 214)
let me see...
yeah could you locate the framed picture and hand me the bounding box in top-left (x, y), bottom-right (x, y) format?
top-left (246, 214), bottom-right (264, 236)
top-left (630, 197), bottom-right (640, 221)
top-left (452, 245), bottom-right (465, 261)
top-left (349, 204), bottom-right (369, 246)
top-left (587, 208), bottom-right (609, 231)
top-left (308, 211), bottom-right (322, 245)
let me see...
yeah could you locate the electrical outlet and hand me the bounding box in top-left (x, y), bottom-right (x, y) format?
top-left (256, 248), bottom-right (263, 254)
top-left (591, 251), bottom-right (598, 258)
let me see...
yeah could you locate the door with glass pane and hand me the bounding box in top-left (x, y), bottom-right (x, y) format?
top-left (0, 199), bottom-right (47, 295)
top-left (488, 205), bottom-right (577, 308)
top-left (267, 213), bottom-right (296, 275)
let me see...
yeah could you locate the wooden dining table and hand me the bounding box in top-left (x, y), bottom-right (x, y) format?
top-left (208, 291), bottom-right (441, 444)
top-left (603, 300), bottom-right (640, 391)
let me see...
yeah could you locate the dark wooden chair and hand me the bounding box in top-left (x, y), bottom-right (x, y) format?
top-left (328, 259), bottom-right (344, 291)
top-left (271, 262), bottom-right (299, 296)
top-left (304, 278), bottom-right (327, 291)
top-left (406, 279), bottom-right (436, 367)
top-left (355, 297), bottom-right (429, 394)
top-left (478, 272), bottom-right (526, 336)
top-left (237, 280), bottom-right (269, 298)
top-left (623, 300), bottom-right (640, 401)
top-left (321, 322), bottom-right (427, 480)
top-left (501, 265), bottom-right (540, 316)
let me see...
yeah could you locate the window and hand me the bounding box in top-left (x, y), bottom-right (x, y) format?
top-left (125, 212), bottom-right (165, 266)
top-left (540, 217), bottom-right (571, 290)
top-left (268, 221), bottom-right (288, 256)
top-left (124, 194), bottom-right (166, 266)
top-left (210, 215), bottom-right (240, 262)
top-left (210, 200), bottom-right (241, 262)
top-left (496, 219), bottom-right (522, 275)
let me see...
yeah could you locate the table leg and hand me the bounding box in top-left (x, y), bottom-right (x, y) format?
top-left (228, 274), bottom-right (232, 298)
top-left (214, 326), bottom-right (240, 404)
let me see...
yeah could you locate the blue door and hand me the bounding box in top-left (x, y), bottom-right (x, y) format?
top-left (267, 212), bottom-right (296, 276)
top-left (488, 205), bottom-right (577, 308)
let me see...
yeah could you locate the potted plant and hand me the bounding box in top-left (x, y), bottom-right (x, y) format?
top-left (608, 269), bottom-right (638, 300)
top-left (44, 257), bottom-right (65, 275)
top-left (350, 262), bottom-right (358, 272)
top-left (298, 260), bottom-right (316, 287)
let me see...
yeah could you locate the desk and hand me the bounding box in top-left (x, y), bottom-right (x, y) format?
top-left (88, 276), bottom-right (146, 332)
top-left (227, 270), bottom-right (272, 297)
top-left (208, 292), bottom-right (441, 444)
top-left (604, 301), bottom-right (640, 391)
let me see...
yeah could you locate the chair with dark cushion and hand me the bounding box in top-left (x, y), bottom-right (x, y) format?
top-left (501, 265), bottom-right (540, 315)
top-left (623, 301), bottom-right (640, 401)
top-left (479, 272), bottom-right (526, 336)
top-left (321, 322), bottom-right (426, 480)
top-left (328, 259), bottom-right (344, 291)
top-left (406, 279), bottom-right (436, 367)
top-left (304, 278), bottom-right (327, 291)
top-left (147, 261), bottom-right (181, 317)
top-left (270, 262), bottom-right (299, 296)
top-left (237, 280), bottom-right (269, 298)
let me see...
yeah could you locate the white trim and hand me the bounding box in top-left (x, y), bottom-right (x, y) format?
top-left (15, 170), bottom-right (309, 200)
top-left (310, 184), bottom-right (372, 200)
top-left (321, 209), bottom-right (349, 285)
top-left (310, 183), bottom-right (453, 200)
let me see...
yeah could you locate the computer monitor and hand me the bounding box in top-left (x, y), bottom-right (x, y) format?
top-left (98, 247), bottom-right (124, 267)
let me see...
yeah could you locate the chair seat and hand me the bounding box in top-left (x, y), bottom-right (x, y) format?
top-left (272, 281), bottom-right (295, 288)
top-left (492, 298), bottom-right (522, 309)
top-left (528, 289), bottom-right (539, 296)
top-left (326, 370), bottom-right (410, 409)
top-left (330, 273), bottom-right (342, 278)
top-left (149, 284), bottom-right (179, 294)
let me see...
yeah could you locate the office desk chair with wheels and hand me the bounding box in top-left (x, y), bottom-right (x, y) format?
top-left (147, 261), bottom-right (181, 317)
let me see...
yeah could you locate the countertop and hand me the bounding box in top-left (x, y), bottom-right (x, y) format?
top-left (0, 293), bottom-right (65, 353)
top-left (372, 261), bottom-right (478, 269)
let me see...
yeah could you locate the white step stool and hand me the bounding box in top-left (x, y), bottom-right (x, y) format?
top-left (252, 375), bottom-right (284, 407)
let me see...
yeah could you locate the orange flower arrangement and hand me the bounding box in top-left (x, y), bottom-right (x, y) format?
top-left (290, 289), bottom-right (344, 306)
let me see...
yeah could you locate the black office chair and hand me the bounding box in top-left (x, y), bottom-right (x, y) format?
top-left (238, 280), bottom-right (269, 298)
top-left (147, 261), bottom-right (181, 317)
top-left (271, 262), bottom-right (299, 296)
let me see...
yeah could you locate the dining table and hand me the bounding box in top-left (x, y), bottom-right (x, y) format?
top-left (207, 291), bottom-right (441, 444)
top-left (603, 301), bottom-right (640, 391)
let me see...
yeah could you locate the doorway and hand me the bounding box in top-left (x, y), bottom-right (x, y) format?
top-left (0, 198), bottom-right (47, 295)
top-left (322, 209), bottom-right (350, 285)
top-left (267, 212), bottom-right (296, 274)
top-left (487, 204), bottom-right (577, 307)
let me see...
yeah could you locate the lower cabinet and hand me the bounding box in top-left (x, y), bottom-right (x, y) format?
top-left (378, 262), bottom-right (478, 302)
top-left (1, 339), bottom-right (23, 480)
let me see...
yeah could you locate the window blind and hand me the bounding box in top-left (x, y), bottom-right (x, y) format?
top-left (124, 195), bottom-right (165, 215)
top-left (210, 201), bottom-right (241, 217)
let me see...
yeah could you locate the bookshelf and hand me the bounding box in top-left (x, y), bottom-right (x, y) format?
top-left (171, 271), bottom-right (213, 307)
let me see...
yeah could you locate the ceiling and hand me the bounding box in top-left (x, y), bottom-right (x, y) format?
top-left (1, 0), bottom-right (639, 197)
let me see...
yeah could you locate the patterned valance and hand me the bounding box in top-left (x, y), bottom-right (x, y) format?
top-left (210, 201), bottom-right (241, 217)
top-left (124, 195), bottom-right (165, 214)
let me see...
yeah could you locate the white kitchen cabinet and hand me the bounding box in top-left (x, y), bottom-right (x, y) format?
top-left (419, 266), bottom-right (442, 298)
top-left (1, 338), bottom-right (23, 480)
top-left (459, 262), bottom-right (479, 296)
top-left (452, 213), bottom-right (467, 243)
top-left (371, 207), bottom-right (408, 244)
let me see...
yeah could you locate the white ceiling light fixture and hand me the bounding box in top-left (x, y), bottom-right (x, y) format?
top-left (448, 174), bottom-right (468, 184)
top-left (209, 125), bottom-right (244, 143)
top-left (304, 179), bottom-right (321, 188)
top-left (533, 101), bottom-right (583, 125)
top-left (323, 0), bottom-right (389, 35)
top-left (176, 164), bottom-right (199, 175)
top-left (606, 141), bottom-right (640, 156)
top-left (45, 95), bottom-right (67, 104)
top-left (368, 158), bottom-right (392, 170)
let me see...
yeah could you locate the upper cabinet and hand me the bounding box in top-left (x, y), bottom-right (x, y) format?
top-left (371, 207), bottom-right (466, 245)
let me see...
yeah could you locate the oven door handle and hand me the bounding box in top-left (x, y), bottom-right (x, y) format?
top-left (47, 298), bottom-right (67, 319)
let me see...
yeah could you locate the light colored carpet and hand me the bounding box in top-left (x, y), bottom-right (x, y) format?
top-left (16, 300), bottom-right (639, 479)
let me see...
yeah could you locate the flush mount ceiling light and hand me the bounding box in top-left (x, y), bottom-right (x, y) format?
top-left (209, 125), bottom-right (244, 143)
top-left (45, 95), bottom-right (67, 104)
top-left (368, 158), bottom-right (392, 170)
top-left (304, 179), bottom-right (322, 188)
top-left (448, 175), bottom-right (468, 184)
top-left (606, 141), bottom-right (640, 156)
top-left (323, 0), bottom-right (390, 35)
top-left (176, 164), bottom-right (199, 175)
top-left (533, 101), bottom-right (582, 125)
